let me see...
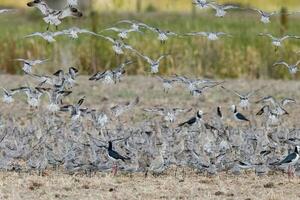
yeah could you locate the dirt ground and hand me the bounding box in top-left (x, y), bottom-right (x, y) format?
top-left (1, 170), bottom-right (300, 200)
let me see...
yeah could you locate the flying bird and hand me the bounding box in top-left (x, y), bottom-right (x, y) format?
top-left (15, 58), bottom-right (48, 74)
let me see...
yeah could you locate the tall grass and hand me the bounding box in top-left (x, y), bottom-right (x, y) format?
top-left (0, 11), bottom-right (299, 79)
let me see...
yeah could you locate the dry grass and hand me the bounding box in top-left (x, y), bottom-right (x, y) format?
top-left (1, 170), bottom-right (300, 200)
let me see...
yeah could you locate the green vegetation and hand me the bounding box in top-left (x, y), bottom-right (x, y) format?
top-left (0, 11), bottom-right (299, 79)
top-left (1, 0), bottom-right (300, 11)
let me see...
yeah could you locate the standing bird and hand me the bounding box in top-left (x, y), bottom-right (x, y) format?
top-left (272, 146), bottom-right (300, 178)
top-left (231, 105), bottom-right (250, 123)
top-left (107, 141), bottom-right (130, 176)
top-left (178, 110), bottom-right (204, 127)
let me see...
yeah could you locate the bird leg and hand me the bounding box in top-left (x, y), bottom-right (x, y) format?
top-left (112, 163), bottom-right (118, 176)
top-left (287, 165), bottom-right (292, 180)
top-left (46, 23), bottom-right (50, 31)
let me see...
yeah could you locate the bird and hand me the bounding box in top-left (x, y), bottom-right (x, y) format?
top-left (27, 0), bottom-right (82, 30)
top-left (221, 86), bottom-right (264, 110)
top-left (133, 50), bottom-right (168, 74)
top-left (106, 141), bottom-right (130, 176)
top-left (156, 76), bottom-right (178, 93)
top-left (256, 96), bottom-right (292, 116)
top-left (185, 32), bottom-right (231, 41)
top-left (110, 97), bottom-right (140, 118)
top-left (251, 9), bottom-right (279, 24)
top-left (146, 27), bottom-right (178, 43)
top-left (178, 110), bottom-right (204, 127)
top-left (273, 60), bottom-right (300, 75)
top-left (37, 87), bottom-right (72, 113)
top-left (11, 87), bottom-right (44, 108)
top-left (15, 58), bottom-right (48, 74)
top-left (209, 3), bottom-right (239, 17)
top-left (115, 20), bottom-right (150, 31)
top-left (258, 33), bottom-right (300, 48)
top-left (2, 88), bottom-right (20, 104)
top-left (101, 27), bottom-right (142, 40)
top-left (24, 31), bottom-right (64, 43)
top-left (60, 96), bottom-right (87, 121)
top-left (231, 105), bottom-right (250, 122)
top-left (89, 60), bottom-right (133, 84)
top-left (144, 107), bottom-right (191, 123)
top-left (271, 146), bottom-right (300, 178)
top-left (256, 105), bottom-right (281, 127)
top-left (89, 70), bottom-right (114, 84)
top-left (96, 34), bottom-right (137, 55)
top-left (61, 27), bottom-right (101, 39)
top-left (192, 0), bottom-right (214, 9)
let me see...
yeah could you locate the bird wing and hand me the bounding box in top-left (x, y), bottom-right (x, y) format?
top-left (273, 61), bottom-right (289, 68)
top-left (24, 32), bottom-right (43, 38)
top-left (281, 98), bottom-right (296, 106)
top-left (96, 34), bottom-right (115, 43)
top-left (278, 152), bottom-right (297, 165)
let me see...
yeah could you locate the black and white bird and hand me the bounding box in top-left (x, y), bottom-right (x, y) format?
top-left (24, 31), bottom-right (64, 43)
top-left (27, 0), bottom-right (82, 29)
top-left (178, 110), bottom-right (204, 127)
top-left (15, 58), bottom-right (48, 74)
top-left (144, 106), bottom-right (191, 123)
top-left (273, 60), bottom-right (300, 75)
top-left (147, 27), bottom-right (178, 43)
top-left (107, 141), bottom-right (130, 176)
top-left (96, 34), bottom-right (137, 55)
top-left (251, 8), bottom-right (279, 24)
top-left (133, 50), bottom-right (168, 74)
top-left (62, 27), bottom-right (101, 39)
top-left (192, 0), bottom-right (214, 9)
top-left (101, 27), bottom-right (142, 40)
top-left (209, 3), bottom-right (239, 17)
top-left (116, 20), bottom-right (151, 32)
top-left (60, 96), bottom-right (87, 121)
top-left (231, 105), bottom-right (250, 122)
top-left (258, 33), bottom-right (300, 48)
top-left (156, 76), bottom-right (177, 93)
top-left (185, 31), bottom-right (231, 41)
top-left (2, 88), bottom-right (20, 104)
top-left (221, 86), bottom-right (264, 110)
top-left (272, 146), bottom-right (300, 178)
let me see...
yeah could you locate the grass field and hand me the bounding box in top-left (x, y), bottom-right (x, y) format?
top-left (0, 11), bottom-right (299, 79)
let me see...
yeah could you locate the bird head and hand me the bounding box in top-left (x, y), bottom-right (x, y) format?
top-left (231, 105), bottom-right (236, 112)
top-left (27, 0), bottom-right (43, 7)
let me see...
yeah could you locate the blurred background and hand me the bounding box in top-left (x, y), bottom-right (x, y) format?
top-left (0, 0), bottom-right (299, 79)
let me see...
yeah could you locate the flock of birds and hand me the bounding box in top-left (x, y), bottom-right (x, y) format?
top-left (0, 0), bottom-right (300, 179)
